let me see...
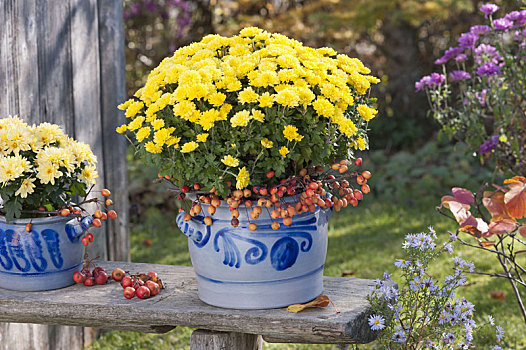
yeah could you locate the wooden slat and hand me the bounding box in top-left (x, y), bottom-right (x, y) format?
top-left (0, 2), bottom-right (6, 115)
top-left (2, 0), bottom-right (18, 115)
top-left (70, 0), bottom-right (107, 261)
top-left (97, 0), bottom-right (129, 262)
top-left (190, 330), bottom-right (263, 350)
top-left (35, 0), bottom-right (74, 128)
top-left (0, 261), bottom-right (379, 344)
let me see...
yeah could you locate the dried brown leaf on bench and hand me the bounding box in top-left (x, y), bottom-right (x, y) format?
top-left (286, 295), bottom-right (330, 313)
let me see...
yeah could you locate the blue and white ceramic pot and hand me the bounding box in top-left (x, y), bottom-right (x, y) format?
top-left (177, 201), bottom-right (332, 309)
top-left (0, 215), bottom-right (93, 291)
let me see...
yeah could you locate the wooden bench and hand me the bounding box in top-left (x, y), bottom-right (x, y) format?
top-left (0, 261), bottom-right (379, 349)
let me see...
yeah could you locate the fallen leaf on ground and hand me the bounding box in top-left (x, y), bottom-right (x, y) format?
top-left (287, 295), bottom-right (330, 313)
top-left (489, 290), bottom-right (506, 302)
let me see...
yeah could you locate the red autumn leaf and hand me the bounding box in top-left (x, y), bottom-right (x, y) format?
top-left (286, 295), bottom-right (330, 313)
top-left (488, 219), bottom-right (518, 235)
top-left (504, 177), bottom-right (526, 219)
top-left (441, 199), bottom-right (471, 225)
top-left (519, 225), bottom-right (526, 238)
top-left (483, 191), bottom-right (513, 222)
top-left (489, 290), bottom-right (506, 302)
top-left (459, 225), bottom-right (482, 237)
top-left (452, 187), bottom-right (475, 204)
top-left (463, 216), bottom-right (489, 236)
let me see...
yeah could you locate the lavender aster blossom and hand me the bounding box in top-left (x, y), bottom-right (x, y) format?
top-left (518, 10), bottom-right (526, 26)
top-left (494, 18), bottom-right (513, 31)
top-left (505, 11), bottom-right (520, 21)
top-left (475, 89), bottom-right (487, 106)
top-left (480, 3), bottom-right (499, 18)
top-left (475, 44), bottom-right (501, 64)
top-left (415, 73), bottom-right (445, 91)
top-left (455, 54), bottom-right (468, 62)
top-left (449, 70), bottom-right (471, 81)
top-left (496, 325), bottom-right (504, 340)
top-left (476, 62), bottom-right (501, 77)
top-left (458, 32), bottom-right (478, 49)
top-left (478, 135), bottom-right (499, 154)
top-left (435, 47), bottom-right (464, 65)
top-left (368, 315), bottom-right (385, 331)
top-left (470, 25), bottom-right (491, 35)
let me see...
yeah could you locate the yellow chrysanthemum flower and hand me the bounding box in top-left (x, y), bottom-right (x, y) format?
top-left (274, 88), bottom-right (300, 108)
top-left (261, 138), bottom-right (273, 148)
top-left (230, 110), bottom-right (251, 127)
top-left (258, 93), bottom-right (274, 108)
top-left (279, 146), bottom-right (289, 157)
top-left (283, 125), bottom-right (304, 142)
top-left (180, 141), bottom-right (199, 153)
top-left (354, 137), bottom-right (367, 151)
top-left (36, 161), bottom-right (63, 185)
top-left (312, 97), bottom-right (335, 118)
top-left (235, 166), bottom-right (250, 189)
top-left (150, 119), bottom-right (165, 130)
top-left (208, 92), bottom-right (227, 107)
top-left (125, 101), bottom-right (144, 118)
top-left (153, 128), bottom-right (175, 147)
top-left (15, 177), bottom-right (36, 198)
top-left (221, 155), bottom-right (240, 167)
top-left (357, 104), bottom-right (378, 121)
top-left (0, 155), bottom-right (30, 185)
top-left (116, 124), bottom-right (127, 134)
top-left (145, 141), bottom-right (163, 154)
top-left (128, 116), bottom-right (145, 131)
top-left (136, 127), bottom-right (151, 142)
top-left (196, 133), bottom-right (209, 142)
top-left (251, 110), bottom-right (265, 123)
top-left (79, 164), bottom-right (98, 186)
top-left (238, 87), bottom-right (259, 104)
top-left (239, 27), bottom-right (263, 38)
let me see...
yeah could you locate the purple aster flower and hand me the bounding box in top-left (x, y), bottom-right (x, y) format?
top-left (368, 315), bottom-right (385, 331)
top-left (415, 73), bottom-right (445, 91)
top-left (429, 72), bottom-right (445, 85)
top-left (458, 32), bottom-right (478, 49)
top-left (476, 62), bottom-right (501, 77)
top-left (480, 3), bottom-right (499, 18)
top-left (494, 18), bottom-right (513, 31)
top-left (478, 135), bottom-right (499, 154)
top-left (415, 76), bottom-right (430, 92)
top-left (435, 47), bottom-right (464, 65)
top-left (470, 25), bottom-right (491, 35)
top-left (476, 89), bottom-right (488, 106)
top-left (474, 44), bottom-right (501, 64)
top-left (455, 54), bottom-right (468, 62)
top-left (449, 70), bottom-right (470, 81)
top-left (505, 10), bottom-right (520, 21)
top-left (518, 10), bottom-right (526, 26)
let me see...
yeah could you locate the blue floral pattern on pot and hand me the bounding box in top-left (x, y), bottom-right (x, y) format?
top-left (176, 203), bottom-right (331, 309)
top-left (0, 215), bottom-right (92, 291)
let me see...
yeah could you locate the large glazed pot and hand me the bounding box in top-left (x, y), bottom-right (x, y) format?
top-left (0, 215), bottom-right (92, 291)
top-left (176, 202), bottom-right (331, 309)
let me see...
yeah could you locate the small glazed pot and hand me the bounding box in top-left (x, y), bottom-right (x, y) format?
top-left (0, 215), bottom-right (92, 291)
top-left (177, 201), bottom-right (332, 309)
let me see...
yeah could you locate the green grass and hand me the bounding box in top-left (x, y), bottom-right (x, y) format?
top-left (89, 197), bottom-right (526, 349)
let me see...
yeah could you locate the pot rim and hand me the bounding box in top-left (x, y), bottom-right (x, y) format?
top-left (0, 214), bottom-right (78, 225)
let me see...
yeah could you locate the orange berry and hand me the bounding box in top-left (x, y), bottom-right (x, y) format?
top-left (108, 210), bottom-right (117, 219)
top-left (354, 190), bottom-right (364, 200)
top-left (101, 189), bottom-right (111, 197)
top-left (299, 168), bottom-right (308, 177)
top-left (207, 205), bottom-right (216, 215)
top-left (231, 218), bottom-right (239, 227)
top-left (211, 198), bottom-right (221, 207)
top-left (271, 222), bottom-right (280, 230)
top-left (92, 218), bottom-right (102, 227)
top-left (101, 212), bottom-right (108, 221)
top-left (231, 209), bottom-right (240, 218)
top-left (61, 208), bottom-right (70, 216)
top-left (204, 216), bottom-right (213, 226)
top-left (250, 211), bottom-right (260, 220)
top-left (362, 170), bottom-right (372, 180)
top-left (184, 213), bottom-right (191, 221)
top-left (339, 159), bottom-right (348, 166)
top-left (25, 223), bottom-right (32, 232)
top-left (249, 223), bottom-right (257, 231)
top-left (356, 175), bottom-right (366, 185)
top-left (253, 206), bottom-right (262, 215)
top-left (73, 208), bottom-right (82, 215)
top-left (338, 165), bottom-right (348, 174)
top-left (283, 217), bottom-right (292, 226)
top-left (243, 189), bottom-right (251, 198)
top-left (193, 204), bottom-right (202, 214)
top-left (331, 163), bottom-right (340, 170)
top-left (271, 210), bottom-right (280, 219)
top-left (361, 184), bottom-right (370, 194)
top-left (94, 210), bottom-right (102, 219)
top-left (244, 200), bottom-right (253, 207)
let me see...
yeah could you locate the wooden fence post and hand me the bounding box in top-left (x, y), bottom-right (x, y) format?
top-left (0, 0), bottom-right (128, 349)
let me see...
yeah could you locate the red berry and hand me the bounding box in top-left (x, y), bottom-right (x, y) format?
top-left (194, 183), bottom-right (201, 190)
top-left (83, 277), bottom-right (95, 286)
top-left (287, 187), bottom-right (295, 195)
top-left (353, 189), bottom-right (364, 200)
top-left (270, 187), bottom-right (278, 195)
top-left (136, 286), bottom-right (151, 299)
top-left (252, 186), bottom-right (260, 194)
top-left (82, 236), bottom-right (89, 246)
top-left (181, 185), bottom-right (190, 193)
top-left (147, 271), bottom-right (159, 282)
top-left (124, 287), bottom-right (136, 299)
top-left (308, 182), bottom-right (318, 190)
top-left (25, 223), bottom-right (32, 232)
top-left (259, 188), bottom-right (268, 196)
top-left (86, 232), bottom-right (94, 243)
top-left (266, 170), bottom-right (275, 178)
top-left (361, 184), bottom-right (370, 194)
top-left (112, 268), bottom-right (125, 282)
top-left (61, 208), bottom-right (70, 216)
top-left (354, 158), bottom-right (362, 166)
top-left (95, 271), bottom-right (108, 285)
top-left (105, 199), bottom-right (113, 206)
top-left (101, 189), bottom-right (111, 197)
top-left (108, 210), bottom-right (117, 219)
top-left (92, 266), bottom-right (105, 277)
top-left (73, 271), bottom-right (87, 283)
top-left (121, 276), bottom-right (133, 289)
top-left (362, 170), bottom-right (372, 180)
top-left (146, 281), bottom-right (160, 296)
top-left (177, 193), bottom-right (186, 200)
top-left (92, 218), bottom-right (102, 227)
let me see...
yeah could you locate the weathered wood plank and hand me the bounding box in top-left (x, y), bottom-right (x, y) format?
top-left (2, 0), bottom-right (18, 115)
top-left (190, 330), bottom-right (262, 350)
top-left (70, 0), bottom-right (107, 261)
top-left (0, 261), bottom-right (379, 344)
top-left (97, 0), bottom-right (129, 262)
top-left (0, 2), bottom-right (7, 115)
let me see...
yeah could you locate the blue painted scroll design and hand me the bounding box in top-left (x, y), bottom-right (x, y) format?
top-left (176, 213), bottom-right (211, 248)
top-left (41, 229), bottom-right (63, 269)
top-left (212, 215), bottom-right (317, 270)
top-left (23, 230), bottom-right (47, 272)
top-left (0, 229), bottom-right (14, 270)
top-left (5, 230), bottom-right (31, 272)
top-left (65, 216), bottom-right (93, 243)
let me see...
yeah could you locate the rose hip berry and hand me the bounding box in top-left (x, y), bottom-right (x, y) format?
top-left (124, 287), bottom-right (136, 299)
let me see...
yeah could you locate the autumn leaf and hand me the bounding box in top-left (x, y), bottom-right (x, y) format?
top-left (483, 191), bottom-right (512, 222)
top-left (519, 225), bottom-right (526, 238)
top-left (488, 219), bottom-right (517, 235)
top-left (441, 199), bottom-right (471, 225)
top-left (451, 187), bottom-right (475, 204)
top-left (504, 176), bottom-right (526, 219)
top-left (459, 225), bottom-right (482, 237)
top-left (489, 290), bottom-right (506, 302)
top-left (286, 295), bottom-right (330, 313)
top-left (479, 240), bottom-right (496, 248)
